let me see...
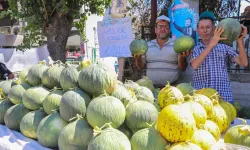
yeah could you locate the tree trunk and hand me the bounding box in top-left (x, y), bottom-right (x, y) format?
top-left (45, 13), bottom-right (74, 62)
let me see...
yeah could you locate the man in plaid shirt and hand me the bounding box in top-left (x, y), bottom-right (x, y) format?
top-left (191, 11), bottom-right (248, 103)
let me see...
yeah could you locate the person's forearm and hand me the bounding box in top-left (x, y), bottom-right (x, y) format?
top-left (237, 40), bottom-right (248, 66)
top-left (191, 44), bottom-right (214, 70)
top-left (178, 57), bottom-right (187, 71)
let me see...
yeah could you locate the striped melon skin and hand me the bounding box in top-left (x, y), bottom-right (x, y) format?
top-left (22, 86), bottom-right (50, 110)
top-left (4, 104), bottom-right (31, 131)
top-left (37, 112), bottom-right (68, 148)
top-left (87, 96), bottom-right (125, 129)
top-left (60, 89), bottom-right (91, 122)
top-left (88, 127), bottom-right (131, 150)
top-left (27, 62), bottom-right (48, 86)
top-left (58, 119), bottom-right (93, 150)
top-left (8, 82), bottom-right (31, 104)
top-left (0, 99), bottom-right (13, 124)
top-left (125, 100), bottom-right (158, 132)
top-left (130, 127), bottom-right (170, 150)
top-left (60, 63), bottom-right (79, 90)
top-left (20, 109), bottom-right (47, 139)
top-left (42, 63), bottom-right (64, 89)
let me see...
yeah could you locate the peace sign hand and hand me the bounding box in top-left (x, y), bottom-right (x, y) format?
top-left (209, 27), bottom-right (227, 47)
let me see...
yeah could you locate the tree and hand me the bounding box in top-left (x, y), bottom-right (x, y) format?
top-left (1, 0), bottom-right (111, 62)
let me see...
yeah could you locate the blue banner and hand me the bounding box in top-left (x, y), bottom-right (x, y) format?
top-left (168, 0), bottom-right (199, 45)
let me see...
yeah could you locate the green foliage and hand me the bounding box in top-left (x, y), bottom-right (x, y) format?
top-left (0, 0), bottom-right (111, 51)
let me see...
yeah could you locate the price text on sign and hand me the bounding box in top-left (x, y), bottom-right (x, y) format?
top-left (97, 17), bottom-right (134, 58)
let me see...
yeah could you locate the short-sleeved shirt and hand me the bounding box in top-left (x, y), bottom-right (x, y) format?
top-left (191, 42), bottom-right (238, 102)
top-left (0, 63), bottom-right (12, 80)
top-left (146, 38), bottom-right (179, 87)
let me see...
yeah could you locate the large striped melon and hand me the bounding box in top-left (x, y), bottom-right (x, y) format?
top-left (20, 109), bottom-right (47, 139)
top-left (37, 112), bottom-right (68, 148)
top-left (60, 89), bottom-right (91, 122)
top-left (22, 86), bottom-right (50, 110)
top-left (4, 104), bottom-right (31, 131)
top-left (8, 82), bottom-right (31, 104)
top-left (87, 95), bottom-right (126, 128)
top-left (58, 116), bottom-right (93, 150)
top-left (217, 18), bottom-right (242, 45)
top-left (88, 125), bottom-right (131, 150)
top-left (42, 62), bottom-right (64, 89)
top-left (78, 62), bottom-right (117, 96)
top-left (27, 61), bottom-right (48, 86)
top-left (43, 89), bottom-right (64, 115)
top-left (60, 63), bottom-right (79, 90)
top-left (130, 127), bottom-right (170, 150)
top-left (125, 100), bottom-right (158, 132)
top-left (0, 99), bottom-right (13, 124)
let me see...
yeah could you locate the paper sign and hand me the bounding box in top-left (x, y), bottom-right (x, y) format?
top-left (97, 17), bottom-right (134, 58)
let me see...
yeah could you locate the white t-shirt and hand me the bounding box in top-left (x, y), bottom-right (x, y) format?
top-left (146, 39), bottom-right (179, 86)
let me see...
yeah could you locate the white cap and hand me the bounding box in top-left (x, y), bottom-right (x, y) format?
top-left (156, 15), bottom-right (170, 23)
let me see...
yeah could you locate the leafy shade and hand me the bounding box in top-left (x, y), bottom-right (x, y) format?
top-left (1, 0), bottom-right (111, 61)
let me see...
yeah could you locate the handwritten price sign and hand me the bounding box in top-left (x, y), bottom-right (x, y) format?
top-left (97, 17), bottom-right (134, 58)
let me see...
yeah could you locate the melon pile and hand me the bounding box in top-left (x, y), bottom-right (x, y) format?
top-left (0, 60), bottom-right (243, 150)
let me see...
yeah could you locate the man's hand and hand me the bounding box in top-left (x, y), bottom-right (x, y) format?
top-left (132, 54), bottom-right (145, 70)
top-left (209, 27), bottom-right (227, 47)
top-left (179, 50), bottom-right (192, 59)
top-left (238, 24), bottom-right (247, 41)
top-left (132, 54), bottom-right (142, 60)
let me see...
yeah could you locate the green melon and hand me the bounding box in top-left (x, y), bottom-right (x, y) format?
top-left (22, 86), bottom-right (50, 110)
top-left (0, 99), bottom-right (13, 124)
top-left (130, 127), bottom-right (170, 150)
top-left (174, 35), bottom-right (195, 53)
top-left (43, 89), bottom-right (64, 115)
top-left (4, 103), bottom-right (31, 131)
top-left (217, 18), bottom-right (242, 45)
top-left (125, 100), bottom-right (158, 131)
top-left (111, 84), bottom-right (137, 107)
top-left (224, 124), bottom-right (250, 147)
top-left (124, 80), bottom-right (140, 91)
top-left (27, 61), bottom-right (48, 86)
top-left (20, 109), bottom-right (47, 139)
top-left (8, 82), bottom-right (31, 104)
top-left (78, 62), bottom-right (117, 96)
top-left (87, 95), bottom-right (126, 129)
top-left (130, 39), bottom-right (148, 56)
top-left (0, 80), bottom-right (15, 97)
top-left (176, 83), bottom-right (194, 96)
top-left (58, 117), bottom-right (93, 150)
top-left (41, 62), bottom-right (64, 89)
top-left (134, 86), bottom-right (154, 103)
top-left (60, 63), bottom-right (79, 90)
top-left (88, 125), bottom-right (131, 150)
top-left (37, 112), bottom-right (68, 148)
top-left (60, 89), bottom-right (91, 122)
top-left (136, 76), bottom-right (155, 92)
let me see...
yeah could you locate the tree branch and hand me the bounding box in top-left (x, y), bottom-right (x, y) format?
top-left (42, 0), bottom-right (49, 22)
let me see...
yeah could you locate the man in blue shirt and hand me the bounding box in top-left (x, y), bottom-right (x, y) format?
top-left (190, 11), bottom-right (248, 103)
